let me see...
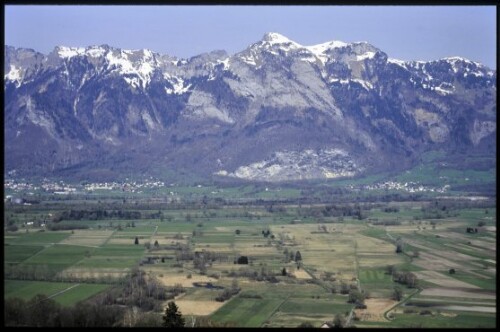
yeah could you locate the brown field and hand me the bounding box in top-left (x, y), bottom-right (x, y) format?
top-left (412, 252), bottom-right (462, 271)
top-left (151, 235), bottom-right (187, 244)
top-left (444, 243), bottom-right (491, 257)
top-left (413, 270), bottom-right (479, 289)
top-left (461, 269), bottom-right (492, 279)
top-left (436, 305), bottom-right (496, 313)
top-left (355, 298), bottom-right (398, 322)
top-left (107, 238), bottom-right (139, 245)
top-left (420, 287), bottom-right (496, 300)
top-left (356, 235), bottom-right (396, 254)
top-left (468, 239), bottom-right (496, 251)
top-left (156, 273), bottom-right (219, 287)
top-left (486, 268), bottom-right (495, 275)
top-left (358, 254), bottom-right (403, 268)
top-left (61, 267), bottom-right (128, 279)
top-left (440, 312), bottom-right (458, 317)
top-left (59, 229), bottom-right (114, 247)
top-left (292, 268), bottom-right (312, 279)
top-left (385, 226), bottom-right (421, 233)
top-left (407, 240), bottom-right (477, 262)
top-left (170, 299), bottom-right (226, 316)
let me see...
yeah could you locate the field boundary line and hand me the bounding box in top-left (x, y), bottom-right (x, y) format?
top-left (383, 287), bottom-right (421, 321)
top-left (152, 225), bottom-right (159, 237)
top-left (25, 243), bottom-right (55, 260)
top-left (100, 229), bottom-right (117, 247)
top-left (259, 295), bottom-right (289, 327)
top-left (48, 283), bottom-right (81, 299)
top-left (57, 243), bottom-right (100, 248)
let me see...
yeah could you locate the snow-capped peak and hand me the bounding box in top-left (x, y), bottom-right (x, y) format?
top-left (442, 56), bottom-right (474, 63)
top-left (56, 45), bottom-right (110, 59)
top-left (262, 32), bottom-right (301, 47)
top-left (57, 46), bottom-right (86, 58)
top-left (387, 58), bottom-right (407, 68)
top-left (304, 40), bottom-right (348, 65)
top-left (305, 40), bottom-right (348, 55)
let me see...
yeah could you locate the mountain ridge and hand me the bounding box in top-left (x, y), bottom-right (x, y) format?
top-left (4, 33), bottom-right (496, 182)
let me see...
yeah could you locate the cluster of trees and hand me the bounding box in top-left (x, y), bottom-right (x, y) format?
top-left (4, 295), bottom-right (125, 327)
top-left (5, 263), bottom-right (120, 284)
top-left (227, 265), bottom-right (280, 283)
top-left (161, 300), bottom-right (236, 327)
top-left (395, 238), bottom-right (405, 253)
top-left (338, 281), bottom-right (357, 295)
top-left (392, 286), bottom-right (404, 301)
top-left (372, 220), bottom-right (402, 226)
top-left (215, 279), bottom-right (240, 302)
top-left (48, 223), bottom-right (89, 231)
top-left (51, 209), bottom-right (141, 222)
top-left (5, 294), bottom-right (225, 328)
top-left (333, 313), bottom-right (347, 328)
top-left (262, 229), bottom-right (274, 238)
top-left (162, 302), bottom-right (185, 327)
top-left (119, 269), bottom-right (178, 311)
top-left (298, 203), bottom-right (370, 220)
top-left (281, 248), bottom-right (302, 264)
top-left (193, 250), bottom-right (230, 273)
top-left (166, 247), bottom-right (232, 273)
top-left (4, 264), bottom-right (56, 281)
top-left (386, 265), bottom-right (418, 288)
top-left (6, 224), bottom-right (19, 232)
top-left (348, 289), bottom-right (366, 308)
top-left (5, 295), bottom-right (191, 328)
top-left (265, 204), bottom-right (287, 214)
top-left (466, 227), bottom-right (479, 233)
top-left (393, 271), bottom-right (418, 288)
top-left (417, 201), bottom-right (460, 220)
top-left (235, 256), bottom-right (249, 265)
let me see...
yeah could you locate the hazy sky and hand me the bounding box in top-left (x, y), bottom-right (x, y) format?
top-left (5, 5), bottom-right (497, 69)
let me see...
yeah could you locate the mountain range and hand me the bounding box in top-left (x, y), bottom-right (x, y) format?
top-left (4, 32), bottom-right (496, 182)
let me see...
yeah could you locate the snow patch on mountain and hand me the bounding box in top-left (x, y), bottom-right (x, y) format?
top-left (306, 40), bottom-right (348, 54)
top-left (165, 77), bottom-right (192, 95)
top-left (262, 32), bottom-right (302, 49)
top-left (356, 51), bottom-right (376, 61)
top-left (105, 49), bottom-right (157, 89)
top-left (57, 46), bottom-right (86, 58)
top-left (5, 65), bottom-right (23, 87)
top-left (387, 58), bottom-right (407, 68)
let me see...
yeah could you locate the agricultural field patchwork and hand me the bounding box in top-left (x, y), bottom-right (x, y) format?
top-left (3, 190), bottom-right (496, 328)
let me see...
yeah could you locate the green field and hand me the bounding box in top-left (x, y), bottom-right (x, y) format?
top-left (5, 232), bottom-right (70, 245)
top-left (210, 296), bottom-right (284, 327)
top-left (74, 244), bottom-right (145, 269)
top-left (4, 280), bottom-right (75, 300)
top-left (22, 244), bottom-right (94, 272)
top-left (52, 283), bottom-right (110, 306)
top-left (388, 311), bottom-right (496, 328)
top-left (4, 245), bottom-right (45, 263)
top-left (358, 268), bottom-right (396, 295)
top-left (4, 280), bottom-right (110, 306)
top-left (279, 298), bottom-right (353, 315)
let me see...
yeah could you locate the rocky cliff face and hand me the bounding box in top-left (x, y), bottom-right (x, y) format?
top-left (4, 33), bottom-right (496, 182)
